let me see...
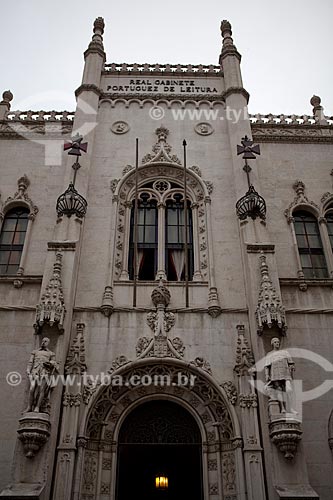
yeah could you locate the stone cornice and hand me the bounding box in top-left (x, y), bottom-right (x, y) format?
top-left (219, 47), bottom-right (242, 63)
top-left (0, 110), bottom-right (74, 138)
top-left (251, 123), bottom-right (333, 143)
top-left (75, 84), bottom-right (103, 98)
top-left (222, 87), bottom-right (250, 103)
top-left (84, 45), bottom-right (106, 60)
top-left (100, 92), bottom-right (225, 103)
top-left (280, 278), bottom-right (333, 288)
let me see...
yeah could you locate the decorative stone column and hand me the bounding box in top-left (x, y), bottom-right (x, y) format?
top-left (205, 196), bottom-right (222, 316)
top-left (52, 324), bottom-right (87, 500)
top-left (156, 202), bottom-right (167, 280)
top-left (234, 325), bottom-right (266, 500)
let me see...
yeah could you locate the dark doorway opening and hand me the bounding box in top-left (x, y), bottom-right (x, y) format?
top-left (116, 400), bottom-right (203, 500)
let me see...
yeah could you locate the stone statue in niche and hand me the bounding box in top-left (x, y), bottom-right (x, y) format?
top-left (264, 337), bottom-right (295, 413)
top-left (25, 337), bottom-right (59, 413)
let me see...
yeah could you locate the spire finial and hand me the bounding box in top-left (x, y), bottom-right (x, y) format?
top-left (219, 19), bottom-right (241, 64)
top-left (310, 95), bottom-right (327, 124)
top-left (85, 16), bottom-right (105, 55)
top-left (0, 90), bottom-right (13, 119)
top-left (221, 20), bottom-right (232, 38)
top-left (93, 17), bottom-right (105, 36)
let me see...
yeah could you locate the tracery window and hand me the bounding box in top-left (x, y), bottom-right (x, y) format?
top-left (293, 210), bottom-right (328, 278)
top-left (0, 207), bottom-right (29, 274)
top-left (127, 182), bottom-right (194, 281)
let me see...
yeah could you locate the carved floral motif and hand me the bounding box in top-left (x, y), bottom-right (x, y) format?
top-left (221, 381), bottom-right (237, 405)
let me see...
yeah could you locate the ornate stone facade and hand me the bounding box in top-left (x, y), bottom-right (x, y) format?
top-left (0, 15), bottom-right (331, 500)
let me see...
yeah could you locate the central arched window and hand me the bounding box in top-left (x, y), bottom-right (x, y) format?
top-left (0, 207), bottom-right (29, 275)
top-left (294, 210), bottom-right (328, 278)
top-left (127, 182), bottom-right (194, 282)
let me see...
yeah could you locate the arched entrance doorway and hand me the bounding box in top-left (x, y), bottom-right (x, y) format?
top-left (116, 400), bottom-right (203, 500)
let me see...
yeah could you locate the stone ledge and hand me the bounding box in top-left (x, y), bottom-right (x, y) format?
top-left (0, 483), bottom-right (45, 499)
top-left (275, 484), bottom-right (319, 499)
top-left (280, 278), bottom-right (333, 287)
top-left (246, 243), bottom-right (275, 253)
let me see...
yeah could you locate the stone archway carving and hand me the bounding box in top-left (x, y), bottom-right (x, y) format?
top-left (77, 359), bottom-right (244, 500)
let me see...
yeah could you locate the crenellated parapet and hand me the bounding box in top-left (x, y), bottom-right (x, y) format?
top-left (0, 109), bottom-right (74, 138)
top-left (250, 97), bottom-right (333, 143)
top-left (103, 62), bottom-right (222, 75)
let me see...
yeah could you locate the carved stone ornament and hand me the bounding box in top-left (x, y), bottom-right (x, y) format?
top-left (17, 412), bottom-right (51, 458)
top-left (34, 252), bottom-right (66, 333)
top-left (284, 180), bottom-right (319, 222)
top-left (221, 451), bottom-right (237, 494)
top-left (190, 356), bottom-right (212, 374)
top-left (107, 355), bottom-right (129, 374)
top-left (136, 335), bottom-right (185, 360)
top-left (110, 178), bottom-right (120, 193)
top-left (208, 286), bottom-right (222, 317)
top-left (101, 285), bottom-right (114, 317)
top-left (141, 127), bottom-right (182, 165)
top-left (122, 164), bottom-right (134, 176)
top-left (0, 174), bottom-right (39, 222)
top-left (87, 361), bottom-right (234, 441)
top-left (239, 393), bottom-right (257, 408)
top-left (194, 122), bottom-right (214, 136)
top-left (65, 323), bottom-right (87, 375)
top-left (151, 281), bottom-right (171, 308)
top-left (221, 381), bottom-right (238, 405)
top-left (255, 254), bottom-right (287, 335)
top-left (189, 165), bottom-right (202, 177)
top-left (269, 418), bottom-right (302, 460)
top-left (147, 310), bottom-right (175, 335)
top-left (234, 325), bottom-right (255, 376)
top-left (111, 121), bottom-right (129, 134)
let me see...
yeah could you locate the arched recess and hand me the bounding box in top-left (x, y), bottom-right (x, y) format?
top-left (113, 163), bottom-right (211, 283)
top-left (76, 359), bottom-right (244, 500)
top-left (284, 180), bottom-right (329, 280)
top-left (116, 400), bottom-right (203, 500)
top-left (0, 174), bottom-right (38, 281)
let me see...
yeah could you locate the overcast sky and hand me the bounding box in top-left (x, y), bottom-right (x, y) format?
top-left (0, 0), bottom-right (332, 115)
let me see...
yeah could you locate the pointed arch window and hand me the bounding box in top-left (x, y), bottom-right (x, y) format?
top-left (166, 194), bottom-right (194, 281)
top-left (0, 207), bottom-right (30, 274)
top-left (128, 193), bottom-right (158, 280)
top-left (127, 185), bottom-right (195, 282)
top-left (294, 210), bottom-right (328, 278)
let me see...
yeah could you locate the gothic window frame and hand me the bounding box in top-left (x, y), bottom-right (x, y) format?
top-left (0, 206), bottom-right (30, 275)
top-left (292, 210), bottom-right (328, 279)
top-left (112, 165), bottom-right (211, 284)
top-left (0, 175), bottom-right (38, 278)
top-left (285, 180), bottom-right (330, 280)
